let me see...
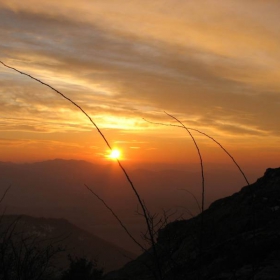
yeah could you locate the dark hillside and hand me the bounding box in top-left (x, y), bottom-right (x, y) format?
top-left (108, 167), bottom-right (280, 279)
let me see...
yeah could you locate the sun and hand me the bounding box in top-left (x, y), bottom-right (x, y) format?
top-left (108, 149), bottom-right (121, 160)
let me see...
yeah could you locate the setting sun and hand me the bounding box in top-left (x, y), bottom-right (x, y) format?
top-left (108, 149), bottom-right (121, 160)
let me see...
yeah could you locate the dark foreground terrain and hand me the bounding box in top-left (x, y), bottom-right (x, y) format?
top-left (107, 167), bottom-right (280, 279)
top-left (1, 167), bottom-right (279, 279)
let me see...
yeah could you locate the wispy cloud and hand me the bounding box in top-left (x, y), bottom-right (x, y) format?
top-left (0, 0), bottom-right (279, 162)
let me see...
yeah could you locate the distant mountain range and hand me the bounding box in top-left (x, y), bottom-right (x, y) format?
top-left (107, 167), bottom-right (280, 279)
top-left (0, 159), bottom-right (263, 254)
top-left (1, 159), bottom-right (279, 278)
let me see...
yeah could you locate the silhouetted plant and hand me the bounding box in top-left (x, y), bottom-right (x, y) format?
top-left (0, 185), bottom-right (12, 205)
top-left (144, 113), bottom-right (252, 279)
top-left (143, 115), bottom-right (249, 186)
top-left (0, 60), bottom-right (163, 280)
top-left (0, 188), bottom-right (65, 280)
top-left (61, 255), bottom-right (103, 280)
top-left (0, 217), bottom-right (64, 280)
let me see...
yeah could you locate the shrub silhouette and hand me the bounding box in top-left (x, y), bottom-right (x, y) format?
top-left (61, 255), bottom-right (103, 280)
top-left (0, 188), bottom-right (63, 280)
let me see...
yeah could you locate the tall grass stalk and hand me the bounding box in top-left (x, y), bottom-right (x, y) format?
top-left (85, 184), bottom-right (146, 251)
top-left (143, 116), bottom-right (250, 186)
top-left (0, 60), bottom-right (163, 280)
top-left (0, 185), bottom-right (12, 205)
top-left (164, 112), bottom-right (205, 280)
top-left (144, 112), bottom-right (251, 279)
top-left (164, 112), bottom-right (205, 214)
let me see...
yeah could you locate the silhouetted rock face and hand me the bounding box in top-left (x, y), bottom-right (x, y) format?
top-left (108, 167), bottom-right (280, 280)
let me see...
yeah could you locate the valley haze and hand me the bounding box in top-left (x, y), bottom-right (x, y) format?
top-left (0, 158), bottom-right (267, 254)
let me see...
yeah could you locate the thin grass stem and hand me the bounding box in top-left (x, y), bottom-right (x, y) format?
top-left (0, 60), bottom-right (162, 279)
top-left (143, 117), bottom-right (250, 186)
top-left (0, 185), bottom-right (12, 204)
top-left (164, 112), bottom-right (205, 214)
top-left (85, 184), bottom-right (146, 252)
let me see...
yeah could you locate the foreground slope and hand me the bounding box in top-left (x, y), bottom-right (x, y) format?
top-left (108, 167), bottom-right (280, 279)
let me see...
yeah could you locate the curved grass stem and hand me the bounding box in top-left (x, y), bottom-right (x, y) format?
top-left (0, 60), bottom-right (163, 279)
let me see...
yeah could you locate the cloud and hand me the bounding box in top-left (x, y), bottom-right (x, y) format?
top-left (0, 1), bottom-right (279, 141)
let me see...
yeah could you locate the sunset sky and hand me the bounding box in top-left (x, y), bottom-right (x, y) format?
top-left (0, 0), bottom-right (279, 171)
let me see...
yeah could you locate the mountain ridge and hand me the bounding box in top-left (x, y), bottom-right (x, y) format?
top-left (1, 159), bottom-right (261, 254)
top-left (107, 167), bottom-right (280, 279)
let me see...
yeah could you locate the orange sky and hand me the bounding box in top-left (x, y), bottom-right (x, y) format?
top-left (0, 0), bottom-right (279, 171)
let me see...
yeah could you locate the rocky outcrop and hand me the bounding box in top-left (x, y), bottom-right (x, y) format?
top-left (108, 167), bottom-right (280, 279)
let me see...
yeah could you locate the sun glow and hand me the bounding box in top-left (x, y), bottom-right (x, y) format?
top-left (108, 149), bottom-right (121, 160)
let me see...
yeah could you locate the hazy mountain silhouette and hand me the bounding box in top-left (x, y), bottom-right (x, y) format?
top-left (0, 159), bottom-right (262, 254)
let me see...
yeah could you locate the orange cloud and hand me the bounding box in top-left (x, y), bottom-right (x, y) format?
top-left (0, 1), bottom-right (279, 165)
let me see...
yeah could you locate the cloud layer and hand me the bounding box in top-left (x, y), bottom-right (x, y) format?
top-left (0, 1), bottom-right (279, 162)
